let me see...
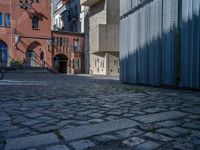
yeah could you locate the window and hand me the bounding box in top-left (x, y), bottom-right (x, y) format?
top-left (56, 37), bottom-right (59, 46)
top-left (5, 13), bottom-right (11, 27)
top-left (74, 23), bottom-right (77, 32)
top-left (74, 58), bottom-right (80, 69)
top-left (33, 0), bottom-right (40, 3)
top-left (53, 37), bottom-right (57, 46)
top-left (114, 60), bottom-right (119, 66)
top-left (66, 37), bottom-right (69, 47)
top-left (73, 39), bottom-right (79, 52)
top-left (74, 5), bottom-right (78, 16)
top-left (40, 52), bottom-right (44, 61)
top-left (40, 51), bottom-right (44, 66)
top-left (63, 37), bottom-right (66, 46)
top-left (0, 42), bottom-right (8, 65)
top-left (0, 13), bottom-right (3, 26)
top-left (100, 60), bottom-right (104, 68)
top-left (72, 59), bottom-right (74, 69)
top-left (60, 37), bottom-right (62, 46)
top-left (32, 16), bottom-right (39, 29)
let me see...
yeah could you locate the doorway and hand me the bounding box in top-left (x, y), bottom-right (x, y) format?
top-left (53, 54), bottom-right (68, 73)
top-left (26, 50), bottom-right (36, 67)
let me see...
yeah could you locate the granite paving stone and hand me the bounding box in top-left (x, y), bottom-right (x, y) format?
top-left (0, 116), bottom-right (11, 122)
top-left (138, 124), bottom-right (159, 131)
top-left (156, 120), bottom-right (181, 127)
top-left (116, 128), bottom-right (143, 138)
top-left (187, 135), bottom-right (200, 145)
top-left (2, 128), bottom-right (31, 139)
top-left (22, 120), bottom-right (42, 126)
top-left (133, 111), bottom-right (187, 123)
top-left (182, 107), bottom-right (200, 115)
top-left (25, 113), bottom-right (43, 118)
top-left (0, 74), bottom-right (200, 149)
top-left (182, 122), bottom-right (200, 130)
top-left (94, 134), bottom-right (119, 143)
top-left (45, 145), bottom-right (70, 150)
top-left (122, 137), bottom-right (145, 147)
top-left (5, 133), bottom-right (59, 150)
top-left (135, 141), bottom-right (160, 150)
top-left (60, 119), bottom-right (139, 141)
top-left (142, 108), bottom-right (165, 113)
top-left (157, 128), bottom-right (180, 137)
top-left (88, 119), bottom-right (104, 123)
top-left (0, 126), bottom-right (18, 132)
top-left (171, 127), bottom-right (190, 134)
top-left (36, 125), bottom-right (59, 133)
top-left (144, 132), bottom-right (173, 142)
top-left (69, 140), bottom-right (95, 150)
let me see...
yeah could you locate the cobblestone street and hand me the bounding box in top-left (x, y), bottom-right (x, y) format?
top-left (0, 74), bottom-right (200, 150)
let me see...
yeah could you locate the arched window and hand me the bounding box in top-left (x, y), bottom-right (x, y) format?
top-left (5, 13), bottom-right (11, 27)
top-left (56, 37), bottom-right (59, 46)
top-left (40, 51), bottom-right (44, 66)
top-left (40, 52), bottom-right (44, 61)
top-left (63, 37), bottom-right (66, 47)
top-left (0, 41), bottom-right (8, 66)
top-left (73, 38), bottom-right (79, 52)
top-left (0, 12), bottom-right (3, 26)
top-left (32, 16), bottom-right (39, 29)
top-left (60, 37), bottom-right (62, 46)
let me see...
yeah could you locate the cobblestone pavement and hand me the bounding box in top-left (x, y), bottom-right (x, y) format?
top-left (0, 73), bottom-right (200, 150)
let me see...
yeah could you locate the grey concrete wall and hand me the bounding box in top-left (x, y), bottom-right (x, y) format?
top-left (83, 0), bottom-right (119, 76)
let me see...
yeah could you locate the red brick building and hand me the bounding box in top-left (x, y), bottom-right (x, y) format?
top-left (52, 31), bottom-right (84, 74)
top-left (0, 0), bottom-right (84, 74)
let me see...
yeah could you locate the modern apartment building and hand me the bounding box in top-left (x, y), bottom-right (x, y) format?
top-left (81, 0), bottom-right (120, 76)
top-left (53, 0), bottom-right (84, 33)
top-left (120, 0), bottom-right (200, 89)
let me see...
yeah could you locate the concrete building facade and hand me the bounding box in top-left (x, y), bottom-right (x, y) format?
top-left (81, 0), bottom-right (120, 76)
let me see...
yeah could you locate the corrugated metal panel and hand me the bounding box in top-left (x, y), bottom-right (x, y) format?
top-left (162, 0), bottom-right (178, 86)
top-left (119, 18), bottom-right (124, 81)
top-left (191, 0), bottom-right (200, 88)
top-left (198, 0), bottom-right (200, 88)
top-left (120, 17), bottom-right (129, 82)
top-left (148, 1), bottom-right (154, 85)
top-left (138, 5), bottom-right (147, 84)
top-left (153, 0), bottom-right (162, 85)
top-left (181, 0), bottom-right (189, 87)
top-left (145, 4), bottom-right (151, 85)
top-left (120, 0), bottom-right (200, 89)
top-left (120, 0), bottom-right (163, 86)
top-left (181, 0), bottom-right (200, 88)
top-left (128, 11), bottom-right (138, 83)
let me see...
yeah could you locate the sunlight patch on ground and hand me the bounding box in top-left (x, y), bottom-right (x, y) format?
top-left (0, 80), bottom-right (47, 86)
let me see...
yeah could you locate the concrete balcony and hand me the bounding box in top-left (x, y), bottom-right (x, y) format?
top-left (80, 0), bottom-right (102, 6)
top-left (90, 24), bottom-right (119, 54)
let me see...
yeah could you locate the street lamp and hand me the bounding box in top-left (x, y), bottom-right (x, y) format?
top-left (19, 0), bottom-right (39, 10)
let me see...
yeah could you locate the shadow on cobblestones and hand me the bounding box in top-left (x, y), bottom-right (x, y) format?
top-left (0, 73), bottom-right (200, 150)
